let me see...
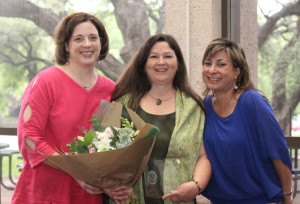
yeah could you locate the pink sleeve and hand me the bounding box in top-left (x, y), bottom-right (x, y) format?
top-left (18, 75), bottom-right (56, 168)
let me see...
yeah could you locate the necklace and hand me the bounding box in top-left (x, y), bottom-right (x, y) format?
top-left (64, 67), bottom-right (95, 90)
top-left (148, 93), bottom-right (173, 105)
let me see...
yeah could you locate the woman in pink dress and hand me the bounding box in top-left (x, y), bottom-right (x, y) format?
top-left (12, 12), bottom-right (128, 204)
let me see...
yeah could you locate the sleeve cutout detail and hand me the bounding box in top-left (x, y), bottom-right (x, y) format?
top-left (23, 104), bottom-right (32, 122)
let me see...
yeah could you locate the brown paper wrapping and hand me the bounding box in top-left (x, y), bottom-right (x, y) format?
top-left (44, 101), bottom-right (159, 188)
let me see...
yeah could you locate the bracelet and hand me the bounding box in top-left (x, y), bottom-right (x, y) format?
top-left (283, 190), bottom-right (292, 197)
top-left (192, 178), bottom-right (202, 195)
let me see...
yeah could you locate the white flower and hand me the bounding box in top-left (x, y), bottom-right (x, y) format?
top-left (95, 127), bottom-right (114, 140)
top-left (92, 136), bottom-right (115, 152)
top-left (68, 117), bottom-right (139, 154)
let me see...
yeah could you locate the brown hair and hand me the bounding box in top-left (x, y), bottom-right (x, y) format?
top-left (54, 12), bottom-right (109, 65)
top-left (113, 34), bottom-right (205, 111)
top-left (202, 38), bottom-right (255, 96)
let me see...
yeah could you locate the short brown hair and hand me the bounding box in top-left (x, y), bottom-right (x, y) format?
top-left (54, 12), bottom-right (109, 65)
top-left (202, 38), bottom-right (255, 96)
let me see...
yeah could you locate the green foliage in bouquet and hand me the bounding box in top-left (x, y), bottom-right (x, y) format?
top-left (67, 130), bottom-right (94, 154)
top-left (66, 105), bottom-right (140, 155)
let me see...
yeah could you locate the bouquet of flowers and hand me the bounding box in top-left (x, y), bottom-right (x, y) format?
top-left (43, 100), bottom-right (160, 203)
top-left (66, 115), bottom-right (140, 154)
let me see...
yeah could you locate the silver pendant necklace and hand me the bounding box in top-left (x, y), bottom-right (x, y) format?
top-left (148, 93), bottom-right (173, 105)
top-left (83, 85), bottom-right (89, 89)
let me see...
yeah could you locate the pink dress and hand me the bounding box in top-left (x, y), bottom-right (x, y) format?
top-left (12, 66), bottom-right (115, 204)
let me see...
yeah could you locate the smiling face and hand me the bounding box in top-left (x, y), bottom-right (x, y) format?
top-left (202, 50), bottom-right (240, 95)
top-left (66, 21), bottom-right (101, 68)
top-left (145, 41), bottom-right (178, 86)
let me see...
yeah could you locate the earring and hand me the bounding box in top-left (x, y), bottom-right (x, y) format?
top-left (234, 80), bottom-right (239, 90)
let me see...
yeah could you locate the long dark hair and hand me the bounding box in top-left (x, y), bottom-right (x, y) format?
top-left (113, 34), bottom-right (205, 111)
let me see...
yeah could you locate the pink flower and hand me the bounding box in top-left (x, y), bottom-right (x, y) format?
top-left (89, 147), bottom-right (95, 153)
top-left (104, 127), bottom-right (113, 137)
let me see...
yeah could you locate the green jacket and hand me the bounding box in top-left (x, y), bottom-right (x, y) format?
top-left (112, 90), bottom-right (205, 204)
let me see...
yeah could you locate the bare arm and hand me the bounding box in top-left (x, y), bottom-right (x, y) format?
top-left (25, 136), bottom-right (60, 167)
top-left (162, 145), bottom-right (212, 202)
top-left (193, 145), bottom-right (212, 190)
top-left (272, 159), bottom-right (293, 204)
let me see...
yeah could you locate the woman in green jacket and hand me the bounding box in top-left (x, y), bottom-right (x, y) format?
top-left (111, 34), bottom-right (211, 204)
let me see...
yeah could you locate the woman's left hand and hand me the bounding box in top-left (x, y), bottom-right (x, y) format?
top-left (162, 181), bottom-right (198, 202)
top-left (103, 186), bottom-right (129, 202)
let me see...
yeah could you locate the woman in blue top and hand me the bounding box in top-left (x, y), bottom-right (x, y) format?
top-left (201, 38), bottom-right (293, 204)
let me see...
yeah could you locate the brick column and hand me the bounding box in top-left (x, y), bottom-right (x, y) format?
top-left (165, 0), bottom-right (258, 93)
top-left (240, 0), bottom-right (258, 85)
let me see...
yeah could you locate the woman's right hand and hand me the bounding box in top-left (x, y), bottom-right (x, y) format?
top-left (75, 179), bottom-right (104, 195)
top-left (162, 181), bottom-right (199, 202)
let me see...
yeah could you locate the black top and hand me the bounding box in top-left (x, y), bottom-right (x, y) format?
top-left (136, 107), bottom-right (175, 204)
